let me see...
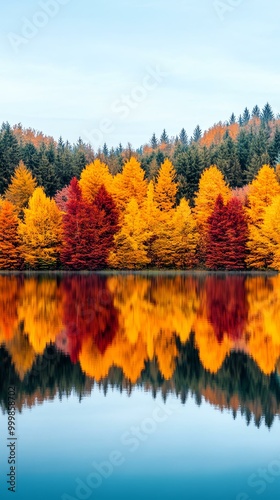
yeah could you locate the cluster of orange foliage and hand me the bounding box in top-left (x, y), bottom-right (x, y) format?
top-left (1, 157), bottom-right (280, 270)
top-left (1, 275), bottom-right (280, 382)
top-left (12, 125), bottom-right (55, 147)
top-left (201, 122), bottom-right (239, 147)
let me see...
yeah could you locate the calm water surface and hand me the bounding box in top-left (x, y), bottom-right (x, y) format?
top-left (0, 273), bottom-right (280, 500)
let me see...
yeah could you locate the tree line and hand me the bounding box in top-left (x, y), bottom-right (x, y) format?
top-left (0, 103), bottom-right (280, 270)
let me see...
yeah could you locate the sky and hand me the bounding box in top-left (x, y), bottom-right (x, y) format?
top-left (0, 0), bottom-right (279, 150)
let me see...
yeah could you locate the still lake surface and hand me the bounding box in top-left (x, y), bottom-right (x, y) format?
top-left (0, 272), bottom-right (280, 500)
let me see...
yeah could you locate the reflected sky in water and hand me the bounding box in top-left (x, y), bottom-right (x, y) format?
top-left (1, 273), bottom-right (280, 499)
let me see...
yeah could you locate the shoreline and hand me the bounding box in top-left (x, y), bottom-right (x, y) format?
top-left (0, 269), bottom-right (278, 276)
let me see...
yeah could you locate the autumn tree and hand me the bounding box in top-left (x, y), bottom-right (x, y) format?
top-left (246, 165), bottom-right (280, 268)
top-left (61, 179), bottom-right (118, 269)
top-left (152, 198), bottom-right (199, 268)
top-left (5, 161), bottom-right (37, 217)
top-left (108, 198), bottom-right (151, 269)
top-left (54, 185), bottom-right (70, 212)
top-left (194, 165), bottom-right (230, 259)
top-left (90, 185), bottom-right (119, 268)
top-left (19, 187), bottom-right (62, 269)
top-left (154, 158), bottom-right (178, 212)
top-left (247, 195), bottom-right (280, 270)
top-left (0, 201), bottom-right (22, 269)
top-left (112, 157), bottom-right (148, 212)
top-left (206, 195), bottom-right (248, 270)
top-left (79, 159), bottom-right (113, 203)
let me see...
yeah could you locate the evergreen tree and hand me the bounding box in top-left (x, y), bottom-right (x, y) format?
top-left (242, 107), bottom-right (251, 125)
top-left (251, 105), bottom-right (261, 118)
top-left (160, 129), bottom-right (169, 144)
top-left (103, 143), bottom-right (109, 157)
top-left (261, 103), bottom-right (274, 124)
top-left (269, 128), bottom-right (280, 165)
top-left (229, 113), bottom-right (236, 125)
top-left (193, 125), bottom-right (202, 142)
top-left (179, 128), bottom-right (188, 146)
top-left (0, 123), bottom-right (21, 194)
top-left (150, 133), bottom-right (158, 149)
top-left (156, 150), bottom-right (165, 166)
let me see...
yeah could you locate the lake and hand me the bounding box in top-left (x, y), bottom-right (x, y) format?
top-left (0, 272), bottom-right (280, 500)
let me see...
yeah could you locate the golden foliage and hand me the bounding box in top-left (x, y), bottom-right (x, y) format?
top-left (5, 161), bottom-right (37, 216)
top-left (79, 159), bottom-right (113, 203)
top-left (19, 187), bottom-right (62, 268)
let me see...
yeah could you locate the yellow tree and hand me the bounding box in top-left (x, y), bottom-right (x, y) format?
top-left (152, 198), bottom-right (198, 268)
top-left (246, 165), bottom-right (280, 268)
top-left (112, 157), bottom-right (148, 211)
top-left (108, 198), bottom-right (151, 269)
top-left (79, 159), bottom-right (113, 203)
top-left (249, 195), bottom-right (280, 269)
top-left (18, 187), bottom-right (62, 269)
top-left (154, 158), bottom-right (178, 211)
top-left (5, 161), bottom-right (37, 217)
top-left (141, 181), bottom-right (161, 264)
top-left (194, 165), bottom-right (230, 234)
top-left (193, 165), bottom-right (230, 259)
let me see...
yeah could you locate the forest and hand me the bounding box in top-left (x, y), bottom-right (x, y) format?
top-left (1, 102), bottom-right (280, 270)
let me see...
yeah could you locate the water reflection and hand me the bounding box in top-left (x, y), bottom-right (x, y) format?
top-left (1, 273), bottom-right (280, 428)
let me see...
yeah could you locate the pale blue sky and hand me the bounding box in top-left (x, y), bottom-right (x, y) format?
top-left (0, 0), bottom-right (279, 149)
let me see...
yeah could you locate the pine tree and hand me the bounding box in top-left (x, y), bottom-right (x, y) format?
top-left (252, 105), bottom-right (261, 118)
top-left (242, 107), bottom-right (251, 125)
top-left (160, 129), bottom-right (169, 144)
top-left (193, 125), bottom-right (202, 142)
top-left (0, 123), bottom-right (21, 194)
top-left (229, 113), bottom-right (236, 124)
top-left (150, 133), bottom-right (158, 149)
top-left (179, 128), bottom-right (188, 146)
top-left (269, 128), bottom-right (280, 165)
top-left (261, 103), bottom-right (274, 124)
top-left (103, 143), bottom-right (109, 156)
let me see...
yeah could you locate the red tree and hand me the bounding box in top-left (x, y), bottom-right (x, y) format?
top-left (60, 275), bottom-right (119, 362)
top-left (90, 185), bottom-right (119, 269)
top-left (206, 195), bottom-right (248, 270)
top-left (60, 179), bottom-right (119, 269)
top-left (206, 276), bottom-right (248, 342)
